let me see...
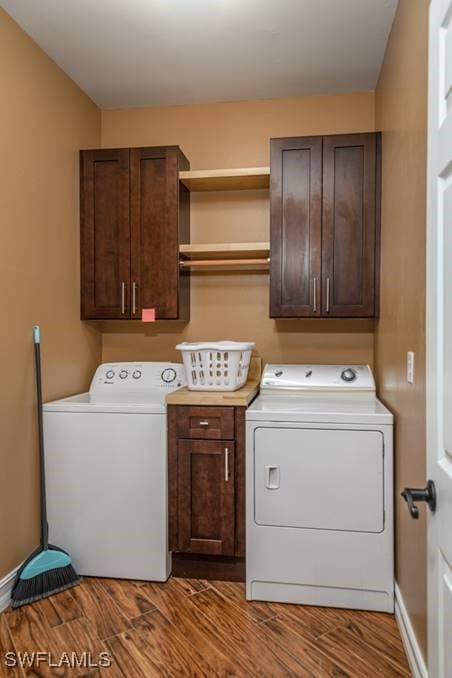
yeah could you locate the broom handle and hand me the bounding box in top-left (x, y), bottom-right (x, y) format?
top-left (34, 326), bottom-right (48, 549)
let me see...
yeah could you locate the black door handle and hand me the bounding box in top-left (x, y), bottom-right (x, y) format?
top-left (401, 480), bottom-right (437, 519)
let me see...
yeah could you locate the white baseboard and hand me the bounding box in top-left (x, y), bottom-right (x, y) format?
top-left (395, 583), bottom-right (428, 678)
top-left (0, 565), bottom-right (21, 613)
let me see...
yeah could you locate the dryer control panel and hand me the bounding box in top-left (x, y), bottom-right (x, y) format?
top-left (90, 362), bottom-right (186, 394)
top-left (261, 364), bottom-right (375, 394)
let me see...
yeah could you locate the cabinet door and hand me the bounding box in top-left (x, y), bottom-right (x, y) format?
top-left (130, 147), bottom-right (188, 320)
top-left (80, 149), bottom-right (130, 319)
top-left (270, 137), bottom-right (322, 317)
top-left (322, 133), bottom-right (378, 317)
top-left (177, 440), bottom-right (235, 555)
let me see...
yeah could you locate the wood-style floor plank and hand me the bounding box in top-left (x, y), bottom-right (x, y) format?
top-left (138, 580), bottom-right (246, 676)
top-left (315, 624), bottom-right (410, 677)
top-left (165, 578), bottom-right (210, 596)
top-left (108, 608), bottom-right (216, 677)
top-left (55, 617), bottom-right (123, 678)
top-left (209, 580), bottom-right (277, 623)
top-left (273, 602), bottom-right (358, 642)
top-left (0, 615), bottom-right (22, 678)
top-left (133, 610), bottom-right (213, 675)
top-left (261, 617), bottom-right (350, 677)
top-left (344, 617), bottom-right (409, 673)
top-left (35, 589), bottom-right (83, 629)
top-left (70, 580), bottom-right (131, 641)
top-left (5, 604), bottom-right (91, 677)
top-left (187, 587), bottom-right (321, 676)
top-left (106, 631), bottom-right (161, 678)
top-left (1, 577), bottom-right (409, 677)
top-left (95, 579), bottom-right (156, 620)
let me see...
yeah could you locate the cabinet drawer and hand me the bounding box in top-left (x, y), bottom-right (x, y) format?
top-left (176, 406), bottom-right (235, 440)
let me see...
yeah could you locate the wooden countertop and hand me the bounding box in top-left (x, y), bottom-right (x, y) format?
top-left (166, 357), bottom-right (261, 407)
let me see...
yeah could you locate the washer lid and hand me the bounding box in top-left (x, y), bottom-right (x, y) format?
top-left (43, 392), bottom-right (167, 414)
top-left (246, 395), bottom-right (393, 425)
top-left (260, 364), bottom-right (375, 395)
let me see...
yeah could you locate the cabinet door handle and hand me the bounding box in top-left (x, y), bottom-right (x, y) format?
top-left (132, 282), bottom-right (137, 315)
top-left (121, 282), bottom-right (126, 315)
top-left (313, 277), bottom-right (318, 312)
top-left (199, 420), bottom-right (209, 427)
top-left (326, 277), bottom-right (331, 313)
top-left (224, 448), bottom-right (229, 482)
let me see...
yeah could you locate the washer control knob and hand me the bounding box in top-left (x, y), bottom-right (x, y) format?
top-left (106, 369), bottom-right (115, 380)
top-left (341, 368), bottom-right (357, 383)
top-left (119, 369), bottom-right (128, 380)
top-left (274, 370), bottom-right (283, 377)
top-left (132, 369), bottom-right (142, 380)
top-left (161, 368), bottom-right (177, 384)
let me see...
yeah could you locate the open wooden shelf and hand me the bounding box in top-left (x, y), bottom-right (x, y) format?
top-left (179, 167), bottom-right (270, 192)
top-left (179, 242), bottom-right (270, 269)
top-left (179, 242), bottom-right (269, 260)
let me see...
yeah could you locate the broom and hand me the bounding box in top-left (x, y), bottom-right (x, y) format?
top-left (11, 326), bottom-right (81, 608)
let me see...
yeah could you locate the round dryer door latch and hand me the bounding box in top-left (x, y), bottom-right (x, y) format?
top-left (341, 368), bottom-right (357, 382)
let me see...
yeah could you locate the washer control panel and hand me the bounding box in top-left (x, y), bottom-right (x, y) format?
top-left (261, 364), bottom-right (375, 394)
top-left (90, 362), bottom-right (186, 394)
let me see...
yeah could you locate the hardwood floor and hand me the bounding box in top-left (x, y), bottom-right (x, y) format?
top-left (0, 577), bottom-right (410, 677)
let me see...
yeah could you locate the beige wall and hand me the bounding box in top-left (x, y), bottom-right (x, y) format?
top-left (101, 93), bottom-right (375, 365)
top-left (374, 0), bottom-right (429, 658)
top-left (0, 10), bottom-right (102, 578)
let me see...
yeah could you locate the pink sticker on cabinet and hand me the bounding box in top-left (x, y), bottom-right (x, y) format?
top-left (142, 308), bottom-right (156, 322)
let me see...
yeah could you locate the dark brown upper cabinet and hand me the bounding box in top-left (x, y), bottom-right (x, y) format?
top-left (80, 146), bottom-right (190, 320)
top-left (270, 132), bottom-right (380, 318)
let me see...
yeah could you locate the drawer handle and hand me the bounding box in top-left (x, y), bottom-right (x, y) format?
top-left (199, 420), bottom-right (209, 427)
top-left (265, 465), bottom-right (280, 489)
top-left (225, 448), bottom-right (229, 482)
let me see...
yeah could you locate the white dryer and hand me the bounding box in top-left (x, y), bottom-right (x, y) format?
top-left (43, 362), bottom-right (185, 581)
top-left (246, 364), bottom-right (394, 613)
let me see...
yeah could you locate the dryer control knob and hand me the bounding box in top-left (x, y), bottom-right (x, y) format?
top-left (132, 370), bottom-right (142, 380)
top-left (106, 369), bottom-right (115, 380)
top-left (341, 368), bottom-right (357, 383)
top-left (119, 370), bottom-right (128, 379)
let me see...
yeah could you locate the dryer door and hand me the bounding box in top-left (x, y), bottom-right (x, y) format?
top-left (254, 427), bottom-right (384, 533)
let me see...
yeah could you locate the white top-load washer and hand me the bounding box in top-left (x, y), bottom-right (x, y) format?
top-left (43, 362), bottom-right (185, 581)
top-left (246, 364), bottom-right (394, 613)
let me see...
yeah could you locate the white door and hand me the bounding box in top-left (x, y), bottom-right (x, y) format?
top-left (427, 1), bottom-right (452, 675)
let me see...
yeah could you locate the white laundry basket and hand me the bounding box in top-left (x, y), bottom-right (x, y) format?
top-left (176, 341), bottom-right (255, 391)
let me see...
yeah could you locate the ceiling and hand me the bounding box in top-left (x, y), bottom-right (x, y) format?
top-left (1, 0), bottom-right (398, 109)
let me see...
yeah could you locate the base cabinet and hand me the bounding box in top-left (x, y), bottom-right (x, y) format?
top-left (177, 440), bottom-right (235, 555)
top-left (168, 406), bottom-right (245, 559)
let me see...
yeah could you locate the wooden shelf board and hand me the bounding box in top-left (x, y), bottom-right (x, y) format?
top-left (179, 167), bottom-right (270, 191)
top-left (179, 242), bottom-right (270, 260)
